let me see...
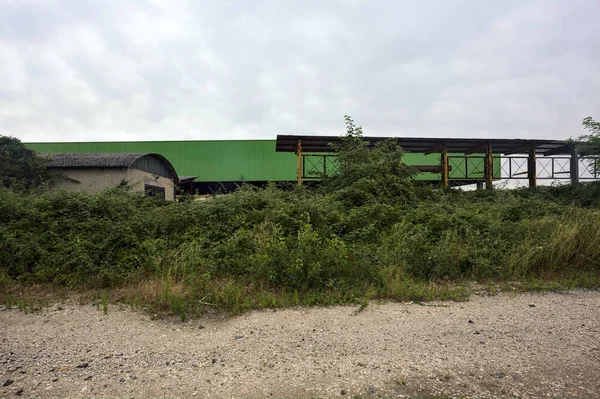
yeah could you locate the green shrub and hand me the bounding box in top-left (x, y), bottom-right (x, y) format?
top-left (1, 117), bottom-right (599, 312)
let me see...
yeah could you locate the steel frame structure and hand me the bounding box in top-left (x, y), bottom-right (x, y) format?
top-left (278, 135), bottom-right (598, 188)
top-left (300, 153), bottom-right (599, 186)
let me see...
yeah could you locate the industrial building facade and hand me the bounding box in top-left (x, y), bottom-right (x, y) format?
top-left (27, 137), bottom-right (596, 195)
top-left (27, 139), bottom-right (497, 194)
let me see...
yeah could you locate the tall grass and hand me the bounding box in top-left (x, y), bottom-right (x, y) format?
top-left (1, 182), bottom-right (599, 315)
top-left (508, 212), bottom-right (600, 278)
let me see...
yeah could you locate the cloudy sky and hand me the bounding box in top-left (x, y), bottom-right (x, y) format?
top-left (1, 0), bottom-right (599, 143)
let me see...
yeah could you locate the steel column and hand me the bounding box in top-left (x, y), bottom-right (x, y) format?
top-left (528, 144), bottom-right (537, 188)
top-left (296, 139), bottom-right (303, 187)
top-left (484, 143), bottom-right (493, 189)
top-left (441, 144), bottom-right (449, 188)
top-left (570, 148), bottom-right (579, 184)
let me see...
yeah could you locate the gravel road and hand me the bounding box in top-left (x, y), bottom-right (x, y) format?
top-left (1, 290), bottom-right (599, 399)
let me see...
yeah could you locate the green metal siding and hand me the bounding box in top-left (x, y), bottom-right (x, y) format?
top-left (26, 140), bottom-right (298, 182)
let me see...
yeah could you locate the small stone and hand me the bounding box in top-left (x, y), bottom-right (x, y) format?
top-left (119, 378), bottom-right (125, 383)
top-left (234, 335), bottom-right (243, 340)
top-left (340, 389), bottom-right (347, 395)
top-left (474, 331), bottom-right (481, 335)
top-left (3, 380), bottom-right (14, 387)
top-left (52, 378), bottom-right (58, 383)
top-left (529, 304), bottom-right (535, 307)
top-left (367, 386), bottom-right (376, 394)
top-left (15, 388), bottom-right (24, 396)
top-left (211, 359), bottom-right (217, 364)
top-left (84, 376), bottom-right (92, 381)
top-left (76, 363), bottom-right (89, 369)
top-left (468, 319), bottom-right (474, 324)
top-left (198, 325), bottom-right (205, 330)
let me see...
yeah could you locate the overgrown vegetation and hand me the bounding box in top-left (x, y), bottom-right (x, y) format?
top-left (1, 118), bottom-right (599, 318)
top-left (0, 135), bottom-right (48, 190)
top-left (577, 116), bottom-right (600, 174)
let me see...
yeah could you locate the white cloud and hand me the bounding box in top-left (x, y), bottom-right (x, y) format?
top-left (0, 0), bottom-right (598, 142)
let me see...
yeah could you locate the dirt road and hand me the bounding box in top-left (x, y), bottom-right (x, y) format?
top-left (1, 291), bottom-right (599, 398)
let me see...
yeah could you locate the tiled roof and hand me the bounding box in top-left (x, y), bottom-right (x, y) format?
top-left (42, 153), bottom-right (180, 182)
top-left (44, 153), bottom-right (150, 168)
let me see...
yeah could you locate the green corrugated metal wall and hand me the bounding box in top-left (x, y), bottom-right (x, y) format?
top-left (26, 140), bottom-right (298, 182)
top-left (25, 140), bottom-right (499, 182)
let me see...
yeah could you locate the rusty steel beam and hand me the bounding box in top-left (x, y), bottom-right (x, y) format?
top-left (441, 144), bottom-right (449, 188)
top-left (543, 144), bottom-right (574, 156)
top-left (423, 143), bottom-right (446, 155)
top-left (503, 143), bottom-right (534, 156)
top-left (415, 165), bottom-right (453, 173)
top-left (296, 139), bottom-right (303, 187)
top-left (464, 142), bottom-right (489, 155)
top-left (484, 143), bottom-right (493, 189)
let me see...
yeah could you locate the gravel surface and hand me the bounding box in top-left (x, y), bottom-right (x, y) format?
top-left (1, 290), bottom-right (599, 399)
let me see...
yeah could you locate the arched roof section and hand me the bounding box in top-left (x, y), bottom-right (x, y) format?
top-left (43, 153), bottom-right (180, 182)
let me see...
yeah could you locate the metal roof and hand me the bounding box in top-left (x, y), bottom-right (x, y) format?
top-left (43, 153), bottom-right (180, 182)
top-left (276, 135), bottom-right (574, 156)
top-left (178, 176), bottom-right (198, 184)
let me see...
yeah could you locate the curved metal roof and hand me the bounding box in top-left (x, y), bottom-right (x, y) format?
top-left (44, 153), bottom-right (180, 182)
top-left (276, 135), bottom-right (574, 156)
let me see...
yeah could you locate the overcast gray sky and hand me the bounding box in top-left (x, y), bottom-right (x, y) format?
top-left (1, 0), bottom-right (599, 143)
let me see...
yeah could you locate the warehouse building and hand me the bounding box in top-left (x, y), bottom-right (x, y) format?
top-left (44, 153), bottom-right (180, 200)
top-left (27, 137), bottom-right (595, 195)
top-left (29, 139), bottom-right (476, 194)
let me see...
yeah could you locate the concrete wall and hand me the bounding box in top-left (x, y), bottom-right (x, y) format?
top-left (127, 168), bottom-right (175, 201)
top-left (48, 167), bottom-right (175, 200)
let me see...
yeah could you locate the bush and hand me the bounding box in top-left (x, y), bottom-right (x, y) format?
top-left (1, 117), bottom-right (599, 312)
top-left (0, 135), bottom-right (49, 190)
top-left (2, 180), bottom-right (599, 292)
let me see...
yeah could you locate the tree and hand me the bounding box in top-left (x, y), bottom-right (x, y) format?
top-left (321, 115), bottom-right (416, 206)
top-left (0, 135), bottom-right (49, 190)
top-left (577, 117), bottom-right (600, 174)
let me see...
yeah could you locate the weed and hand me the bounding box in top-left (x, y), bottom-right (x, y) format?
top-left (101, 291), bottom-right (108, 314)
top-left (393, 376), bottom-right (407, 386)
top-left (353, 298), bottom-right (369, 315)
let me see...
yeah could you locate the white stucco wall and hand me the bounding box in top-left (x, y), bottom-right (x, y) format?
top-left (48, 167), bottom-right (176, 200)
